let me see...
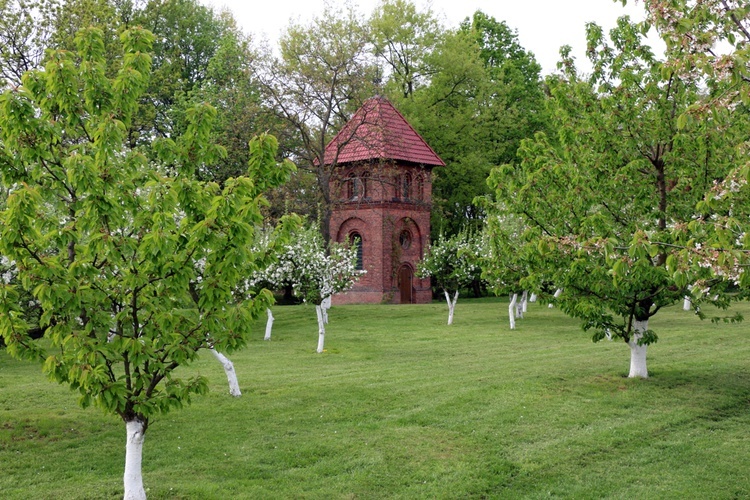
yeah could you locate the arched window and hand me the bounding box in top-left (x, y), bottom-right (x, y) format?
top-left (361, 172), bottom-right (370, 199)
top-left (346, 172), bottom-right (358, 200)
top-left (349, 232), bottom-right (364, 270)
top-left (402, 173), bottom-right (412, 200)
top-left (415, 175), bottom-right (424, 201)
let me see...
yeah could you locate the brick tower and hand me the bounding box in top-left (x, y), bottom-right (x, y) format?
top-left (325, 96), bottom-right (444, 304)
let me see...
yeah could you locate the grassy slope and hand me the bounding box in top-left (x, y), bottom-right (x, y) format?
top-left (1, 298), bottom-right (749, 499)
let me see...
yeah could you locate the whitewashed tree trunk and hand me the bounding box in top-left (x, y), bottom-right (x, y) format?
top-left (628, 319), bottom-right (649, 378)
top-left (124, 419), bottom-right (147, 500)
top-left (316, 305), bottom-right (326, 353)
top-left (444, 289), bottom-right (458, 325)
top-left (210, 348), bottom-right (241, 397)
top-left (521, 291), bottom-right (528, 313)
top-left (529, 292), bottom-right (537, 303)
top-left (321, 296), bottom-right (331, 324)
top-left (509, 293), bottom-right (518, 330)
top-left (548, 288), bottom-right (563, 308)
top-left (264, 308), bottom-right (274, 340)
top-left (683, 296), bottom-right (691, 311)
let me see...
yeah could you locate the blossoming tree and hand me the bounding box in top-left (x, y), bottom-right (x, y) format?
top-left (0, 28), bottom-right (293, 498)
top-left (418, 231), bottom-right (483, 325)
top-left (251, 224), bottom-right (363, 352)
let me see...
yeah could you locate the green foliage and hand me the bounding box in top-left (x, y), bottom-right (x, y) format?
top-left (0, 28), bottom-right (293, 426)
top-left (369, 0), bottom-right (442, 98)
top-left (256, 3), bottom-right (377, 240)
top-left (486, 16), bottom-right (745, 346)
top-left (389, 10), bottom-right (549, 238)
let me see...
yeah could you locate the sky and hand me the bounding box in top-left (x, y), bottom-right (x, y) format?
top-left (200, 0), bottom-right (658, 75)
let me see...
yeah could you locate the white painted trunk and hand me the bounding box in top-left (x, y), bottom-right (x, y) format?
top-left (627, 319), bottom-right (649, 378)
top-left (509, 293), bottom-right (517, 330)
top-left (444, 290), bottom-right (458, 325)
top-left (521, 291), bottom-right (528, 313)
top-left (549, 288), bottom-right (563, 308)
top-left (683, 297), bottom-right (691, 311)
top-left (529, 293), bottom-right (537, 303)
top-left (321, 296), bottom-right (331, 324)
top-left (124, 419), bottom-right (146, 500)
top-left (264, 308), bottom-right (274, 340)
top-left (316, 305), bottom-right (326, 353)
top-left (210, 349), bottom-right (241, 397)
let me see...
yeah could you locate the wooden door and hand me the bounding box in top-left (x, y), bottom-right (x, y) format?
top-left (398, 265), bottom-right (413, 304)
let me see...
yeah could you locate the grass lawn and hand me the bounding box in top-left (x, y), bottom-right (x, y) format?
top-left (1, 297), bottom-right (749, 499)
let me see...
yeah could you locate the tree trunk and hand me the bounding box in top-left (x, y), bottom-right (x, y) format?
top-left (210, 349), bottom-right (241, 397)
top-left (529, 292), bottom-right (537, 303)
top-left (316, 305), bottom-right (326, 353)
top-left (444, 289), bottom-right (458, 325)
top-left (264, 308), bottom-right (274, 340)
top-left (548, 288), bottom-right (562, 308)
top-left (683, 296), bottom-right (691, 311)
top-left (521, 291), bottom-right (528, 313)
top-left (628, 319), bottom-right (649, 378)
top-left (509, 293), bottom-right (517, 330)
top-left (124, 419), bottom-right (147, 500)
top-left (321, 296), bottom-right (331, 324)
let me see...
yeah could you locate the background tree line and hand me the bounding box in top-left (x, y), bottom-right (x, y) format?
top-left (0, 0), bottom-right (550, 241)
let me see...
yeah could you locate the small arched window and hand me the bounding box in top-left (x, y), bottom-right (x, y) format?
top-left (346, 172), bottom-right (358, 200)
top-left (402, 173), bottom-right (412, 200)
top-left (361, 172), bottom-right (370, 199)
top-left (349, 232), bottom-right (364, 270)
top-left (415, 175), bottom-right (424, 201)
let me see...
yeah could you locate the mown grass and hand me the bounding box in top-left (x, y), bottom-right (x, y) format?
top-left (1, 298), bottom-right (749, 499)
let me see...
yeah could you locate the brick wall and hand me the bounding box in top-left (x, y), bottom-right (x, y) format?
top-left (331, 160), bottom-right (434, 304)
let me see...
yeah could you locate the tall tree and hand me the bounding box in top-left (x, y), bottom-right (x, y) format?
top-left (486, 16), bottom-right (743, 378)
top-left (389, 11), bottom-right (549, 238)
top-left (369, 0), bottom-right (442, 98)
top-left (256, 2), bottom-right (377, 242)
top-left (0, 27), bottom-right (293, 497)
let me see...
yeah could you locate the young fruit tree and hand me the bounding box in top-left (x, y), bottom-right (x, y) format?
top-left (0, 27), bottom-right (293, 499)
top-left (479, 208), bottom-right (540, 330)
top-left (486, 16), bottom-right (746, 378)
top-left (418, 231), bottom-right (483, 325)
top-left (250, 224), bottom-right (363, 352)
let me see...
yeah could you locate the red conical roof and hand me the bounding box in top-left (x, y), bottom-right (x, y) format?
top-left (322, 96), bottom-right (445, 167)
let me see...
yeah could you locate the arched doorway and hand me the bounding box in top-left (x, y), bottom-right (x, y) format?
top-left (398, 264), bottom-right (413, 304)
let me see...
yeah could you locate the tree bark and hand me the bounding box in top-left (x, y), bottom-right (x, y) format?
top-left (321, 296), bottom-right (331, 324)
top-left (264, 308), bottom-right (274, 341)
top-left (316, 305), bottom-right (326, 353)
top-left (529, 292), bottom-right (537, 303)
top-left (683, 296), bottom-right (691, 311)
top-left (628, 319), bottom-right (649, 378)
top-left (521, 290), bottom-right (528, 313)
top-left (124, 419), bottom-right (147, 500)
top-left (444, 289), bottom-right (458, 325)
top-left (210, 349), bottom-right (241, 397)
top-left (509, 293), bottom-right (517, 330)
